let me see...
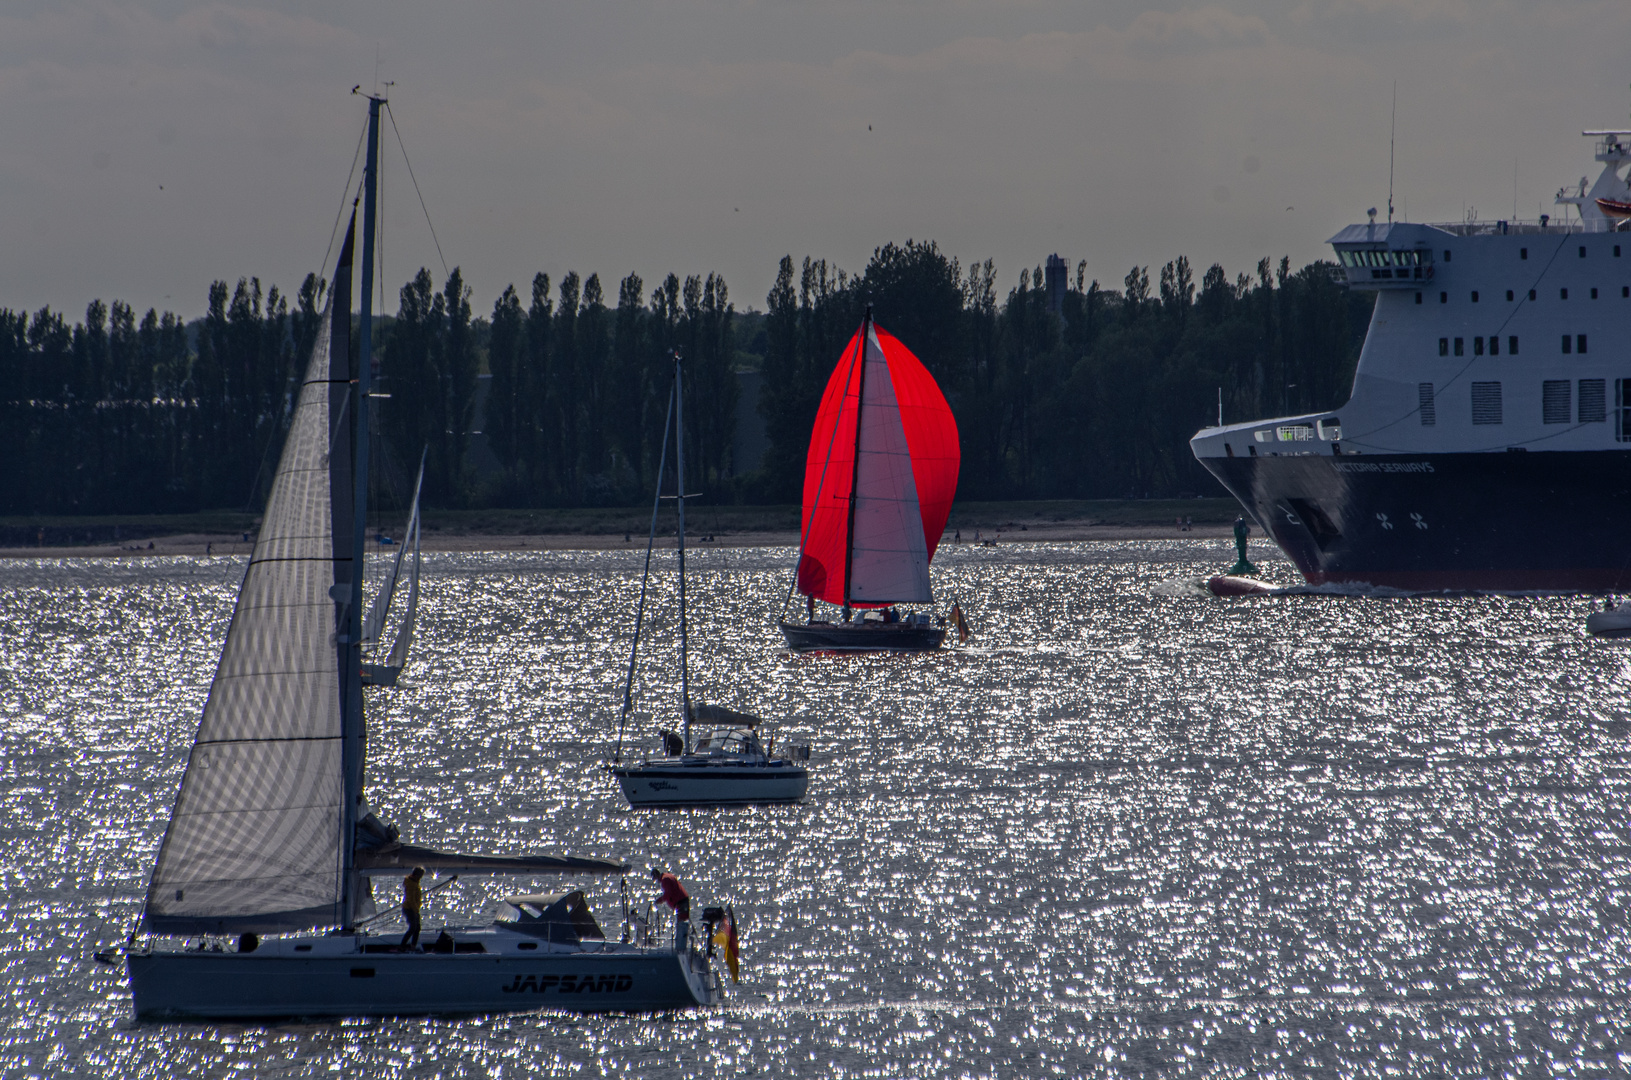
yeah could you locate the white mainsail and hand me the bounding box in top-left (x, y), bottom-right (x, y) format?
top-left (847, 326), bottom-right (932, 604)
top-left (142, 266), bottom-right (352, 934)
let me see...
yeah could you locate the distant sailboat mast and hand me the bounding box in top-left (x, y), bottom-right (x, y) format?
top-left (840, 307), bottom-right (873, 621)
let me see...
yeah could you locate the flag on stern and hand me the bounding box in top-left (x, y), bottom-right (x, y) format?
top-left (712, 905), bottom-right (741, 982)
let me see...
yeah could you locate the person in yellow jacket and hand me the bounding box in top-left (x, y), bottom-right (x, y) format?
top-left (401, 866), bottom-right (425, 949)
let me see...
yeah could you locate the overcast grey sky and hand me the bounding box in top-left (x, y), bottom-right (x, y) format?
top-left (2, 1), bottom-right (1627, 321)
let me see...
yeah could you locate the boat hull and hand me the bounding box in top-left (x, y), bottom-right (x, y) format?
top-left (613, 764), bottom-right (808, 807)
top-left (1586, 609), bottom-right (1631, 637)
top-left (1198, 450), bottom-right (1631, 592)
top-left (360, 663), bottom-right (401, 687)
top-left (779, 620), bottom-right (947, 652)
top-left (128, 944), bottom-right (715, 1020)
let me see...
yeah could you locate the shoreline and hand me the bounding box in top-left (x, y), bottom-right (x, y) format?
top-left (0, 524), bottom-right (1236, 560)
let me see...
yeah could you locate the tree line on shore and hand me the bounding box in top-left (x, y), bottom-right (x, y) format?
top-left (0, 243), bottom-right (1371, 517)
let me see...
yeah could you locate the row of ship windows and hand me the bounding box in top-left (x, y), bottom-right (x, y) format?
top-left (1417, 378), bottom-right (1631, 435)
top-left (1355, 244), bottom-right (1626, 267)
top-left (1436, 335), bottom-right (1591, 356)
top-left (1454, 245), bottom-right (1623, 261)
top-left (1417, 287), bottom-right (1630, 304)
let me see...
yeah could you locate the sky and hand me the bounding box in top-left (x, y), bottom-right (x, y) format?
top-left (2, 0), bottom-right (1628, 322)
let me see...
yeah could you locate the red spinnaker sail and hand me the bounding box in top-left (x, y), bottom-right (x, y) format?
top-left (796, 321), bottom-right (960, 606)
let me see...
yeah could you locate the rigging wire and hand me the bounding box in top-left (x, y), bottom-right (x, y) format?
top-left (317, 121), bottom-right (369, 295)
top-left (615, 376), bottom-right (677, 764)
top-left (385, 101), bottom-right (449, 278)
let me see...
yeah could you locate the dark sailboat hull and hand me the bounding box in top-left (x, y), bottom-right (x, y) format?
top-left (1199, 450), bottom-right (1631, 592)
top-left (779, 620), bottom-right (947, 652)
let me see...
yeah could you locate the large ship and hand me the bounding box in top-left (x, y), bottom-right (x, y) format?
top-left (1190, 126), bottom-right (1631, 592)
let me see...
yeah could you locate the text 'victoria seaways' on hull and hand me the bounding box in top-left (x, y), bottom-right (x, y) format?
top-left (1190, 124), bottom-right (1631, 592)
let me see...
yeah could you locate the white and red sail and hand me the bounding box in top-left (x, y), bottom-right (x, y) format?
top-left (795, 318), bottom-right (960, 607)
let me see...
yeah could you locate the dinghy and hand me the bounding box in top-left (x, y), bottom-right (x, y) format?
top-left (779, 306), bottom-right (962, 651)
top-left (361, 449), bottom-right (424, 687)
top-left (1587, 598), bottom-right (1631, 637)
top-left (609, 355), bottom-right (809, 807)
top-left (123, 94), bottom-right (722, 1019)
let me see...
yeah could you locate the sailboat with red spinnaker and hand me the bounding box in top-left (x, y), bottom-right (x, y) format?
top-left (779, 306), bottom-right (961, 652)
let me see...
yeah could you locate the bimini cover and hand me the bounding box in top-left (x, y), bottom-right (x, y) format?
top-left (690, 703), bottom-right (764, 728)
top-left (356, 842), bottom-right (629, 877)
top-left (500, 890), bottom-right (606, 943)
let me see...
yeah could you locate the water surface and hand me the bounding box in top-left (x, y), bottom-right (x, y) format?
top-left (3, 539), bottom-right (1629, 1077)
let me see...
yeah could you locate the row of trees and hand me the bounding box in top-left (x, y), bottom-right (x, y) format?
top-left (0, 245), bottom-right (1371, 516)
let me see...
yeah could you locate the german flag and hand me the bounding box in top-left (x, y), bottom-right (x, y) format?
top-left (712, 905), bottom-right (741, 982)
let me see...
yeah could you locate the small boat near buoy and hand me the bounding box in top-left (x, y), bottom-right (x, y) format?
top-left (1586, 598), bottom-right (1631, 637)
top-left (1207, 575), bottom-right (1277, 597)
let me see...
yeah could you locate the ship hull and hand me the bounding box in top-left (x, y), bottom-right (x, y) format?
top-left (1198, 450), bottom-right (1631, 592)
top-left (128, 940), bottom-right (716, 1020)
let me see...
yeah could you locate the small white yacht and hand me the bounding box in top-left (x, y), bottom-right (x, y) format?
top-left (606, 355), bottom-right (810, 808)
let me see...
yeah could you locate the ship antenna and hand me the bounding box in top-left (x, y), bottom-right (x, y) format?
top-left (1387, 80), bottom-right (1396, 225)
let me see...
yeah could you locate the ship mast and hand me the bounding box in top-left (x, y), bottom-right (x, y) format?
top-left (841, 305), bottom-right (873, 620)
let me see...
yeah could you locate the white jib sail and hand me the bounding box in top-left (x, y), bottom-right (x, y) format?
top-left (142, 300), bottom-right (348, 934)
top-left (384, 510), bottom-right (420, 669)
top-left (361, 454), bottom-right (425, 646)
top-left (848, 326), bottom-right (932, 604)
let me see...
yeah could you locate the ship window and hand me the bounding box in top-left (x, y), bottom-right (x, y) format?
top-left (1617, 380), bottom-right (1631, 441)
top-left (1439, 292), bottom-right (1448, 304)
top-left (1542, 380), bottom-right (1572, 424)
top-left (1509, 336), bottom-right (1519, 355)
top-left (1444, 250), bottom-right (1452, 262)
top-left (1471, 291), bottom-right (1480, 303)
top-left (1617, 245), bottom-right (1623, 257)
top-left (1529, 289), bottom-right (1537, 300)
top-left (1276, 425), bottom-right (1314, 442)
top-left (1561, 288), bottom-right (1569, 299)
top-left (1521, 248), bottom-right (1529, 260)
top-left (1471, 382), bottom-right (1503, 425)
top-left (1580, 246), bottom-right (1587, 258)
top-left (1562, 335), bottom-right (1572, 354)
top-left (1224, 443), bottom-right (1234, 457)
top-left (1454, 337), bottom-right (1464, 356)
top-left (1439, 337), bottom-right (1448, 356)
top-left (1591, 288), bottom-right (1599, 299)
top-left (1248, 444), bottom-right (1257, 457)
top-left (1506, 290), bottom-right (1514, 301)
top-left (1418, 383), bottom-right (1436, 426)
top-left (1489, 335), bottom-right (1499, 356)
top-left (1581, 379), bottom-right (1607, 422)
top-left (1474, 336), bottom-right (1485, 356)
top-left (1317, 417), bottom-right (1342, 440)
top-left (1624, 287), bottom-right (1630, 298)
top-left (1578, 334), bottom-right (1588, 354)
top-left (1415, 291), bottom-right (1423, 304)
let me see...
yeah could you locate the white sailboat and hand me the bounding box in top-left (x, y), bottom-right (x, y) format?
top-left (361, 448), bottom-right (425, 688)
top-left (609, 354), bottom-right (810, 808)
top-left (123, 95), bottom-right (722, 1019)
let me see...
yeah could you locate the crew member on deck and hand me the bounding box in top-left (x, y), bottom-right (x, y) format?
top-left (651, 867), bottom-right (691, 949)
top-left (401, 866), bottom-right (425, 949)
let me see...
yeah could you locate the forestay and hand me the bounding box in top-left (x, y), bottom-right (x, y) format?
top-left (141, 232), bottom-right (355, 935)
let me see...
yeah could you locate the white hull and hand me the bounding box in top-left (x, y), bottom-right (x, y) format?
top-left (614, 762), bottom-right (808, 807)
top-left (128, 926), bottom-right (718, 1019)
top-left (1586, 609), bottom-right (1631, 637)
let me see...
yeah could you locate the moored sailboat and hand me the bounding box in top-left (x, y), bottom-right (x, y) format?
top-left (779, 306), bottom-right (962, 651)
top-left (123, 94), bottom-right (722, 1019)
top-left (609, 354), bottom-right (810, 808)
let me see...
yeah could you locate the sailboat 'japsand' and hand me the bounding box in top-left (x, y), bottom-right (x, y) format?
top-left (123, 95), bottom-right (721, 1019)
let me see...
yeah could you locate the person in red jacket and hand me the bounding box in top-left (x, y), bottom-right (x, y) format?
top-left (651, 867), bottom-right (691, 950)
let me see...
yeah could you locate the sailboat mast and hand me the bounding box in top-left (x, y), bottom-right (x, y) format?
top-left (841, 305), bottom-right (873, 618)
top-left (340, 93), bottom-right (382, 926)
top-left (673, 353), bottom-right (692, 753)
